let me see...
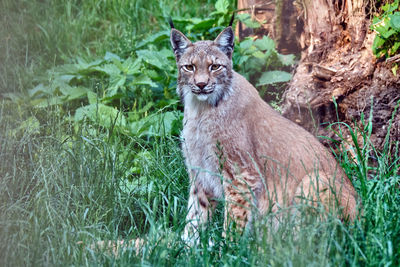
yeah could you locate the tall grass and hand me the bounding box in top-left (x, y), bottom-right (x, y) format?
top-left (2, 100), bottom-right (399, 265)
top-left (0, 101), bottom-right (188, 265)
top-left (1, 0), bottom-right (400, 266)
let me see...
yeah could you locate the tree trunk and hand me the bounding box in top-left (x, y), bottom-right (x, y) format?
top-left (237, 0), bottom-right (400, 155)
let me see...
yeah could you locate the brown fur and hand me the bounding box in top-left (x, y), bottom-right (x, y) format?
top-left (170, 26), bottom-right (358, 241)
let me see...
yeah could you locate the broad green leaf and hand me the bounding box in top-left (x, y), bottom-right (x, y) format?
top-left (135, 30), bottom-right (169, 49)
top-left (33, 96), bottom-right (66, 107)
top-left (215, 0), bottom-right (229, 13)
top-left (382, 29), bottom-right (396, 39)
top-left (237, 13), bottom-right (262, 29)
top-left (130, 111), bottom-right (181, 137)
top-left (104, 51), bottom-right (121, 61)
top-left (191, 19), bottom-right (216, 31)
top-left (278, 53), bottom-right (296, 66)
top-left (94, 64), bottom-right (121, 77)
top-left (257, 70), bottom-right (292, 86)
top-left (136, 49), bottom-right (174, 70)
top-left (238, 55), bottom-right (249, 65)
top-left (372, 17), bottom-right (390, 35)
top-left (239, 38), bottom-right (254, 50)
top-left (252, 50), bottom-right (266, 59)
top-left (107, 74), bottom-right (126, 96)
top-left (75, 103), bottom-right (127, 129)
top-left (87, 91), bottom-right (98, 105)
top-left (131, 75), bottom-right (157, 87)
top-left (372, 36), bottom-right (386, 55)
top-left (136, 50), bottom-right (164, 68)
top-left (56, 74), bottom-right (76, 83)
top-left (73, 58), bottom-right (104, 75)
top-left (94, 63), bottom-right (126, 96)
top-left (28, 83), bottom-right (48, 97)
top-left (254, 36), bottom-right (275, 51)
top-left (389, 13), bottom-right (400, 32)
top-left (122, 57), bottom-right (141, 75)
top-left (391, 41), bottom-right (400, 54)
top-left (62, 86), bottom-right (90, 101)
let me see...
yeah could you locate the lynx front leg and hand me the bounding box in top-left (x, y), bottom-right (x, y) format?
top-left (223, 175), bottom-right (255, 233)
top-left (182, 182), bottom-right (217, 243)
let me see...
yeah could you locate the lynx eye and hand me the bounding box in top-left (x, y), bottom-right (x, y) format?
top-left (210, 64), bottom-right (222, 71)
top-left (182, 65), bottom-right (195, 72)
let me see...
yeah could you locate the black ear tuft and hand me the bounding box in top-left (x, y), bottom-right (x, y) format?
top-left (214, 27), bottom-right (235, 58)
top-left (168, 17), bottom-right (175, 29)
top-left (170, 29), bottom-right (191, 60)
top-left (229, 13), bottom-right (235, 27)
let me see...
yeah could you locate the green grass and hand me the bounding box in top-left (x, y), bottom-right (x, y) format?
top-left (1, 0), bottom-right (400, 266)
top-left (1, 102), bottom-right (399, 265)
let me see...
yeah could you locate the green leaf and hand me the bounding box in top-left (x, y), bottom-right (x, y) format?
top-left (391, 41), bottom-right (400, 54)
top-left (382, 29), bottom-right (396, 39)
top-left (191, 19), bottom-right (216, 31)
top-left (237, 13), bottom-right (262, 28)
top-left (28, 84), bottom-right (48, 97)
top-left (33, 96), bottom-right (66, 107)
top-left (104, 51), bottom-right (121, 61)
top-left (135, 30), bottom-right (169, 49)
top-left (254, 36), bottom-right (275, 51)
top-left (136, 49), bottom-right (173, 69)
top-left (87, 91), bottom-right (98, 105)
top-left (278, 53), bottom-right (296, 66)
top-left (372, 36), bottom-right (386, 55)
top-left (215, 0), bottom-right (229, 14)
top-left (107, 74), bottom-right (126, 96)
top-left (130, 75), bottom-right (157, 87)
top-left (122, 57), bottom-right (141, 75)
top-left (252, 50), bottom-right (266, 59)
top-left (257, 71), bottom-right (292, 86)
top-left (392, 63), bottom-right (398, 76)
top-left (130, 111), bottom-right (181, 137)
top-left (94, 64), bottom-right (121, 77)
top-left (74, 103), bottom-right (127, 129)
top-left (372, 17), bottom-right (391, 35)
top-left (389, 13), bottom-right (400, 32)
top-left (63, 86), bottom-right (90, 101)
top-left (239, 38), bottom-right (254, 50)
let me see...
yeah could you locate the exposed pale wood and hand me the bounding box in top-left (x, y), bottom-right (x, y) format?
top-left (236, 0), bottom-right (399, 154)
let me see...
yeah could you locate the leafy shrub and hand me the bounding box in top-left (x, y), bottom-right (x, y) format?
top-left (3, 0), bottom-right (295, 138)
top-left (371, 0), bottom-right (400, 59)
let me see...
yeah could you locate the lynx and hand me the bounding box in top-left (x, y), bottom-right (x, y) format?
top-left (170, 23), bottom-right (358, 241)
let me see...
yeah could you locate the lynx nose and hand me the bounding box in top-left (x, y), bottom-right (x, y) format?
top-left (196, 82), bottom-right (207, 90)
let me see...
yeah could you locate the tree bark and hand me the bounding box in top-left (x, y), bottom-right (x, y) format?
top-left (237, 0), bottom-right (400, 155)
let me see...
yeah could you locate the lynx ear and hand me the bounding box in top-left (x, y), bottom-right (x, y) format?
top-left (170, 29), bottom-right (192, 60)
top-left (214, 26), bottom-right (234, 58)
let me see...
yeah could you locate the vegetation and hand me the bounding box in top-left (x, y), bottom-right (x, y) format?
top-left (371, 0), bottom-right (400, 74)
top-left (371, 0), bottom-right (400, 58)
top-left (1, 0), bottom-right (399, 266)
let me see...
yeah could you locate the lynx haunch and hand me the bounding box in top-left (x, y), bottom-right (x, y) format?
top-left (170, 24), bottom-right (358, 241)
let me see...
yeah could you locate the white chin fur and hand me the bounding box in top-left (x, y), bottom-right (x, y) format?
top-left (195, 94), bottom-right (209, 101)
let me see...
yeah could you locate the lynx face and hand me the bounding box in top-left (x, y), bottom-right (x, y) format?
top-left (171, 27), bottom-right (234, 106)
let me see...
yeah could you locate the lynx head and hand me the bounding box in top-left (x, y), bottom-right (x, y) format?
top-left (170, 26), bottom-right (234, 107)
